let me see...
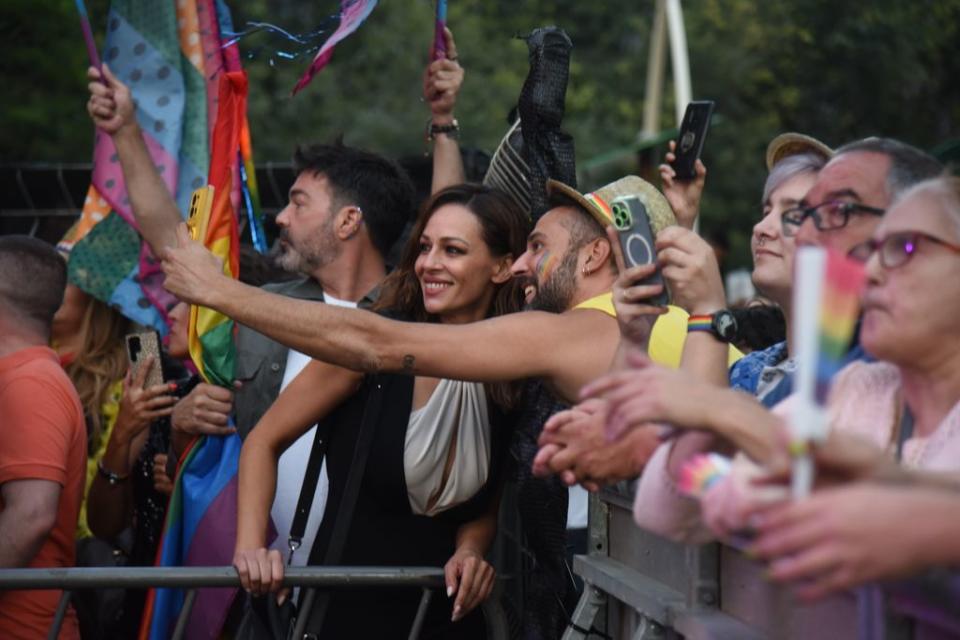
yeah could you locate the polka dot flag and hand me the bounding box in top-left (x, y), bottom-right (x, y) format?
top-left (67, 0), bottom-right (244, 335)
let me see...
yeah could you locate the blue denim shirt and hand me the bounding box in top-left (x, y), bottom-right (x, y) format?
top-left (728, 341), bottom-right (788, 396)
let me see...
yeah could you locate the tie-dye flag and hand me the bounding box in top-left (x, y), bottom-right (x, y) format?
top-left (292, 0), bottom-right (379, 95)
top-left (66, 0), bottom-right (241, 334)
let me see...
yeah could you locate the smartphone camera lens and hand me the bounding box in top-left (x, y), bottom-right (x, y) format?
top-left (611, 202), bottom-right (632, 230)
top-left (128, 336), bottom-right (141, 361)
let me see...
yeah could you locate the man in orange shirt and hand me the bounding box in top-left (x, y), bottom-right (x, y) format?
top-left (0, 236), bottom-right (86, 639)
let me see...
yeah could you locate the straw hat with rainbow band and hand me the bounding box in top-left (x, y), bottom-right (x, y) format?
top-left (546, 175), bottom-right (677, 240)
top-left (546, 175), bottom-right (677, 303)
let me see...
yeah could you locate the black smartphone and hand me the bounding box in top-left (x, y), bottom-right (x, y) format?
top-left (671, 100), bottom-right (715, 180)
top-left (610, 195), bottom-right (669, 306)
top-left (126, 330), bottom-right (164, 388)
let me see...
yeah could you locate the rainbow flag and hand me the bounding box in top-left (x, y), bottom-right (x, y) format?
top-left (790, 247), bottom-right (866, 496)
top-left (138, 70), bottom-right (248, 640)
top-left (141, 434), bottom-right (250, 640)
top-left (814, 251), bottom-right (866, 404)
top-left (132, 7), bottom-right (250, 638)
top-left (66, 0), bottom-right (235, 334)
top-left (187, 70), bottom-right (246, 387)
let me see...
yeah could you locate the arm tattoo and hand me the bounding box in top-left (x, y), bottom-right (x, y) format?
top-left (402, 354), bottom-right (416, 373)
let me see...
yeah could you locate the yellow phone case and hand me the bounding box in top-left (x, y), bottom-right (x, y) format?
top-left (186, 185), bottom-right (215, 242)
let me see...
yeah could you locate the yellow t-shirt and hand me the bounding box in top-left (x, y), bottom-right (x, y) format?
top-left (573, 292), bottom-right (742, 369)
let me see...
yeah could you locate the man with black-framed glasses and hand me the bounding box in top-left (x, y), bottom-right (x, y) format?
top-left (759, 136), bottom-right (941, 406)
top-left (786, 138), bottom-right (940, 254)
top-left (782, 200), bottom-right (885, 238)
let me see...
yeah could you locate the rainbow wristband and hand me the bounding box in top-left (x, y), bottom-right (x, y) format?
top-left (687, 314), bottom-right (713, 333)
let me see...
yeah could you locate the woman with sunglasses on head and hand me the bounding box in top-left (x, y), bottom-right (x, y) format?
top-left (232, 184), bottom-right (528, 639)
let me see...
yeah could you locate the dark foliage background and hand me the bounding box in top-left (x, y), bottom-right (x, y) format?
top-left (3, 0), bottom-right (959, 267)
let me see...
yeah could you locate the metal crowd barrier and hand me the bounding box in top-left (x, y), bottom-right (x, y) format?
top-left (0, 566), bottom-right (446, 640)
top-left (565, 484), bottom-right (919, 640)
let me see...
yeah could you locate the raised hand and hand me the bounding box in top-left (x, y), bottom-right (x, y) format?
top-left (424, 27), bottom-right (464, 124)
top-left (160, 223), bottom-right (227, 305)
top-left (607, 226), bottom-right (668, 347)
top-left (86, 64), bottom-right (137, 136)
top-left (655, 226), bottom-right (726, 316)
top-left (659, 139), bottom-right (706, 230)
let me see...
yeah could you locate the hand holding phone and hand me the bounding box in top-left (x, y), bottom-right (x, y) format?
top-left (671, 100), bottom-right (715, 180)
top-left (611, 195), bottom-right (669, 306)
top-left (187, 185), bottom-right (215, 243)
top-left (126, 331), bottom-right (164, 389)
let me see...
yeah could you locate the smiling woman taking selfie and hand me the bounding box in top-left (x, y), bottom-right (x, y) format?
top-left (232, 184), bottom-right (529, 639)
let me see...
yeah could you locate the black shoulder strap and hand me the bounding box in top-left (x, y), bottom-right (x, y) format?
top-left (293, 376), bottom-right (386, 639)
top-left (286, 418), bottom-right (332, 565)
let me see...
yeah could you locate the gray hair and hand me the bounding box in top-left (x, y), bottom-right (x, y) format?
top-left (762, 152), bottom-right (828, 205)
top-left (893, 173), bottom-right (960, 238)
top-left (835, 137), bottom-right (943, 200)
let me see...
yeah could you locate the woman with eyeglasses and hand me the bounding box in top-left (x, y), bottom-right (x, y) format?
top-left (830, 174), bottom-right (960, 467)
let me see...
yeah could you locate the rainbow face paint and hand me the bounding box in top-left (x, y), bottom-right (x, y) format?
top-left (535, 251), bottom-right (558, 282)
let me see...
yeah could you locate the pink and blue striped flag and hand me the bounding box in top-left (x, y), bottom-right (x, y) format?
top-left (291, 0), bottom-right (378, 95)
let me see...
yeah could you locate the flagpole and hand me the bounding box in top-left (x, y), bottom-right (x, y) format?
top-left (74, 0), bottom-right (102, 69)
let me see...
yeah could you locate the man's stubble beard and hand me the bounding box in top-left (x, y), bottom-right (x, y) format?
top-left (271, 217), bottom-right (341, 276)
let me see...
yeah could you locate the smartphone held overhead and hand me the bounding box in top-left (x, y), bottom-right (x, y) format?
top-left (671, 100), bottom-right (715, 180)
